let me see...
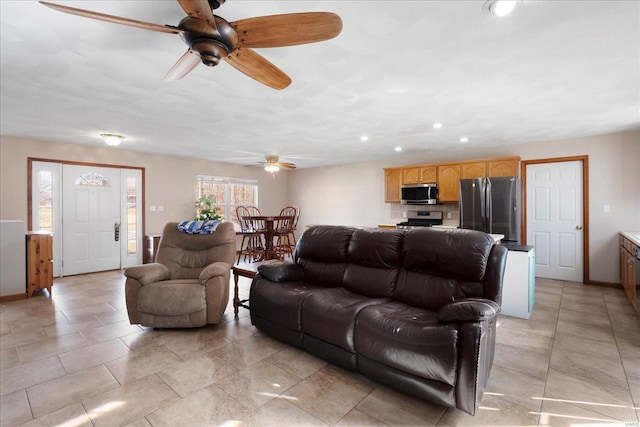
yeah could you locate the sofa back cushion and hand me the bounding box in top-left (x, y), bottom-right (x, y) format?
top-left (394, 228), bottom-right (495, 311)
top-left (343, 228), bottom-right (404, 297)
top-left (296, 226), bottom-right (357, 287)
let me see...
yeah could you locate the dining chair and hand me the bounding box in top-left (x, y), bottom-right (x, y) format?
top-left (236, 206), bottom-right (265, 264)
top-left (273, 206), bottom-right (297, 260)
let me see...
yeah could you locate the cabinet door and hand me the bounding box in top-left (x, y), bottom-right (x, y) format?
top-left (437, 164), bottom-right (461, 203)
top-left (402, 167), bottom-right (420, 185)
top-left (488, 159), bottom-right (519, 177)
top-left (419, 166), bottom-right (437, 183)
top-left (385, 169), bottom-right (402, 203)
top-left (461, 162), bottom-right (486, 179)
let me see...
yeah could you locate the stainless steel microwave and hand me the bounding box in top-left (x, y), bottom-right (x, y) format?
top-left (401, 184), bottom-right (438, 205)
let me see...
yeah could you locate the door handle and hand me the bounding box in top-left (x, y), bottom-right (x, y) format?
top-left (576, 225), bottom-right (583, 230)
top-left (114, 222), bottom-right (120, 242)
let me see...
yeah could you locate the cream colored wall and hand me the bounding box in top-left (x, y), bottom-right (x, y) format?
top-left (289, 130), bottom-right (640, 284)
top-left (0, 136), bottom-right (289, 235)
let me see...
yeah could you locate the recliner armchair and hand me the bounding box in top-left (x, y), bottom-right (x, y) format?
top-left (124, 221), bottom-right (236, 328)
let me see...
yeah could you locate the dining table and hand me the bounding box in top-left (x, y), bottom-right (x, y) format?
top-left (248, 215), bottom-right (287, 260)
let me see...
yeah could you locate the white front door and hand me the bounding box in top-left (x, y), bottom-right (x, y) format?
top-left (62, 165), bottom-right (122, 275)
top-left (526, 160), bottom-right (584, 282)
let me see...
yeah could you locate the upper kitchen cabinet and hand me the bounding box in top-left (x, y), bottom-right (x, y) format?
top-left (488, 158), bottom-right (520, 177)
top-left (402, 167), bottom-right (420, 185)
top-left (384, 169), bottom-right (402, 203)
top-left (420, 166), bottom-right (437, 183)
top-left (461, 162), bottom-right (487, 179)
top-left (437, 163), bottom-right (461, 203)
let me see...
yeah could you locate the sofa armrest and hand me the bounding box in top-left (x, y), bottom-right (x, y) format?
top-left (124, 263), bottom-right (169, 285)
top-left (258, 263), bottom-right (304, 283)
top-left (438, 298), bottom-right (500, 322)
top-left (199, 262), bottom-right (231, 283)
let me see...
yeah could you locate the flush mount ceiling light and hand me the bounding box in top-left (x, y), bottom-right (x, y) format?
top-left (100, 133), bottom-right (124, 146)
top-left (460, 137), bottom-right (469, 143)
top-left (433, 123), bottom-right (443, 129)
top-left (483, 0), bottom-right (517, 17)
top-left (394, 146), bottom-right (402, 152)
top-left (360, 135), bottom-right (369, 142)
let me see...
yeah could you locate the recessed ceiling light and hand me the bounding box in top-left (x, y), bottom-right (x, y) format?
top-left (395, 147), bottom-right (402, 152)
top-left (360, 135), bottom-right (369, 142)
top-left (433, 123), bottom-right (443, 129)
top-left (484, 0), bottom-right (516, 17)
top-left (460, 137), bottom-right (469, 143)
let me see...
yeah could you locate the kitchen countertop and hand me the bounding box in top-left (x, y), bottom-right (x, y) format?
top-left (621, 231), bottom-right (640, 247)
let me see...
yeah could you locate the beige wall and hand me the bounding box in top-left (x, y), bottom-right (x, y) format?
top-left (0, 136), bottom-right (290, 235)
top-left (289, 130), bottom-right (640, 284)
top-left (2, 131), bottom-right (639, 283)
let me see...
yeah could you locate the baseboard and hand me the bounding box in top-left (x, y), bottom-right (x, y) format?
top-left (584, 280), bottom-right (622, 288)
top-left (0, 293), bottom-right (28, 303)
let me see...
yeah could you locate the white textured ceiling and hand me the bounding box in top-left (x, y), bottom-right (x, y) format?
top-left (1, 1), bottom-right (639, 168)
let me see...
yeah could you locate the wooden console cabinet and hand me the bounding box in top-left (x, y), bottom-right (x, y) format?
top-left (26, 231), bottom-right (53, 297)
top-left (144, 235), bottom-right (162, 264)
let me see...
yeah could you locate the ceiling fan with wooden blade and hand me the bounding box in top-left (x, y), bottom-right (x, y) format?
top-left (246, 155), bottom-right (296, 172)
top-left (39, 1), bottom-right (342, 89)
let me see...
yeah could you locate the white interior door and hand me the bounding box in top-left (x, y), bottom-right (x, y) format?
top-left (62, 165), bottom-right (121, 275)
top-left (526, 161), bottom-right (584, 282)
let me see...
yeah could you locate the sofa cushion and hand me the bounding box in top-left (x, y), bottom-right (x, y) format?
top-left (137, 280), bottom-right (205, 316)
top-left (394, 228), bottom-right (495, 311)
top-left (355, 301), bottom-right (459, 387)
top-left (343, 228), bottom-right (403, 297)
top-left (302, 288), bottom-right (389, 352)
top-left (250, 278), bottom-right (322, 332)
top-left (296, 226), bottom-right (356, 287)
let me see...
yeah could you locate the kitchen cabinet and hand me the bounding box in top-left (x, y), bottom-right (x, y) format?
top-left (461, 162), bottom-right (486, 179)
top-left (384, 169), bottom-right (402, 203)
top-left (488, 158), bottom-right (519, 177)
top-left (437, 163), bottom-right (461, 203)
top-left (420, 166), bottom-right (437, 183)
top-left (402, 167), bottom-right (420, 185)
top-left (620, 233), bottom-right (639, 311)
top-left (26, 231), bottom-right (53, 297)
top-left (383, 156), bottom-right (520, 203)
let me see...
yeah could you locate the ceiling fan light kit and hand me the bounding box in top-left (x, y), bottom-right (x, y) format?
top-left (483, 0), bottom-right (517, 17)
top-left (39, 1), bottom-right (343, 89)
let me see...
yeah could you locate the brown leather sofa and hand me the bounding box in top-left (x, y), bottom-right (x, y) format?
top-left (250, 225), bottom-right (507, 415)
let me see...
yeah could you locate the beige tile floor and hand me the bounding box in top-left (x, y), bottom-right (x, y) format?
top-left (1, 271), bottom-right (639, 426)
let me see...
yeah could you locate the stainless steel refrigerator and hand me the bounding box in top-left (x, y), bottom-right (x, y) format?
top-left (459, 176), bottom-right (521, 243)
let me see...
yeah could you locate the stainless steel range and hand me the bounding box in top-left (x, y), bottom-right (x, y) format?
top-left (396, 211), bottom-right (443, 229)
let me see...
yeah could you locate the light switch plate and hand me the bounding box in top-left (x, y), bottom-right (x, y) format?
top-left (603, 204), bottom-right (610, 213)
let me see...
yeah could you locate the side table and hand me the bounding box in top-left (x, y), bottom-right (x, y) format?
top-left (232, 260), bottom-right (287, 317)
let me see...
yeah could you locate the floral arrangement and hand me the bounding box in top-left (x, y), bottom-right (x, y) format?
top-left (194, 196), bottom-right (223, 221)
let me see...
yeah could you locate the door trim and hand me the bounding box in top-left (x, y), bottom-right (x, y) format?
top-left (27, 157), bottom-right (145, 233)
top-left (520, 155), bottom-right (590, 284)
top-left (27, 157), bottom-right (146, 274)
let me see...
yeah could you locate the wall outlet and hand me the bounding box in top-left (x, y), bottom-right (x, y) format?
top-left (157, 205), bottom-right (164, 212)
top-left (150, 205), bottom-right (156, 212)
top-left (402, 211), bottom-right (407, 218)
top-left (603, 204), bottom-right (610, 213)
top-left (447, 212), bottom-right (452, 219)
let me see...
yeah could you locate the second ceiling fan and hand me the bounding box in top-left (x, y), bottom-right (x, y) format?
top-left (40, 0), bottom-right (343, 89)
